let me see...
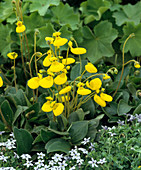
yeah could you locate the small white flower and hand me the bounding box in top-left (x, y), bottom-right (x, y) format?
top-left (35, 159), bottom-right (44, 168)
top-left (108, 132), bottom-right (116, 137)
top-left (89, 143), bottom-right (95, 151)
top-left (23, 160), bottom-right (33, 168)
top-left (21, 154), bottom-right (31, 160)
top-left (78, 148), bottom-right (88, 154)
top-left (81, 137), bottom-right (90, 145)
top-left (97, 158), bottom-right (107, 164)
top-left (77, 158), bottom-right (84, 165)
top-left (13, 152), bottom-right (19, 159)
top-left (37, 152), bottom-right (45, 159)
top-left (0, 143), bottom-right (6, 147)
top-left (69, 166), bottom-right (76, 170)
top-left (52, 153), bottom-right (63, 162)
top-left (0, 131), bottom-right (5, 135)
top-left (49, 160), bottom-right (55, 166)
top-left (0, 155), bottom-right (9, 162)
top-left (71, 152), bottom-right (81, 160)
top-left (88, 158), bottom-right (98, 168)
top-left (9, 133), bottom-right (15, 138)
top-left (58, 160), bottom-right (68, 169)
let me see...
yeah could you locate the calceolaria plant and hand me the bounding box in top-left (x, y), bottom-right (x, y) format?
top-left (27, 31), bottom-right (113, 119)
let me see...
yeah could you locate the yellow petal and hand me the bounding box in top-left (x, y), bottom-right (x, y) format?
top-left (53, 32), bottom-right (61, 37)
top-left (59, 86), bottom-right (71, 95)
top-left (27, 77), bottom-right (40, 89)
top-left (39, 76), bottom-right (53, 88)
top-left (100, 93), bottom-right (113, 102)
top-left (0, 77), bottom-right (3, 87)
top-left (53, 103), bottom-right (64, 116)
top-left (68, 41), bottom-right (73, 47)
top-left (62, 58), bottom-right (75, 65)
top-left (16, 25), bottom-right (26, 33)
top-left (7, 52), bottom-right (18, 60)
top-left (94, 94), bottom-right (106, 107)
top-left (49, 62), bottom-right (64, 72)
top-left (134, 63), bottom-right (141, 68)
top-left (103, 74), bottom-right (111, 80)
top-left (45, 37), bottom-right (54, 44)
top-left (70, 47), bottom-right (86, 55)
top-left (43, 56), bottom-right (52, 67)
top-left (61, 96), bottom-right (70, 102)
top-left (42, 101), bottom-right (53, 112)
top-left (77, 87), bottom-right (91, 95)
top-left (53, 38), bottom-right (68, 47)
top-left (54, 73), bottom-right (67, 85)
top-left (85, 63), bottom-right (97, 73)
top-left (86, 78), bottom-right (102, 90)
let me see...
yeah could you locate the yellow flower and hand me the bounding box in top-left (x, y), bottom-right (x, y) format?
top-left (77, 87), bottom-right (91, 95)
top-left (27, 75), bottom-right (42, 89)
top-left (43, 50), bottom-right (52, 67)
top-left (39, 76), bottom-right (53, 88)
top-left (49, 61), bottom-right (64, 72)
top-left (85, 63), bottom-right (97, 73)
top-left (45, 37), bottom-right (54, 44)
top-left (53, 103), bottom-right (64, 116)
top-left (86, 78), bottom-right (102, 91)
top-left (46, 96), bottom-right (53, 101)
top-left (0, 77), bottom-right (3, 87)
top-left (100, 93), bottom-right (113, 102)
top-left (16, 21), bottom-right (26, 33)
top-left (59, 86), bottom-right (71, 95)
top-left (134, 63), bottom-right (141, 68)
top-left (61, 96), bottom-right (70, 102)
top-left (94, 94), bottom-right (106, 107)
top-left (53, 32), bottom-right (61, 37)
top-left (42, 101), bottom-right (64, 116)
top-left (77, 82), bottom-right (85, 87)
top-left (66, 66), bottom-right (70, 70)
top-left (7, 52), bottom-right (18, 60)
top-left (103, 74), bottom-right (111, 80)
top-left (54, 73), bottom-right (67, 85)
top-left (138, 166), bottom-right (141, 169)
top-left (53, 37), bottom-right (68, 47)
top-left (68, 41), bottom-right (86, 55)
top-left (62, 58), bottom-right (75, 65)
top-left (36, 52), bottom-right (42, 57)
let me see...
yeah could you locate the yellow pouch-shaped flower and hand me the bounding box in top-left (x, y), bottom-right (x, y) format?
top-left (0, 77), bottom-right (3, 87)
top-left (134, 63), bottom-right (141, 68)
top-left (16, 21), bottom-right (26, 33)
top-left (49, 61), bottom-right (64, 72)
top-left (7, 52), bottom-right (18, 60)
top-left (86, 78), bottom-right (102, 91)
top-left (53, 38), bottom-right (68, 47)
top-left (39, 76), bottom-right (53, 88)
top-left (27, 77), bottom-right (40, 89)
top-left (103, 74), bottom-right (111, 80)
top-left (41, 101), bottom-right (53, 112)
top-left (70, 47), bottom-right (86, 55)
top-left (94, 94), bottom-right (106, 107)
top-left (100, 93), bottom-right (113, 102)
top-left (45, 37), bottom-right (54, 44)
top-left (77, 87), bottom-right (91, 95)
top-left (59, 86), bottom-right (71, 95)
top-left (53, 103), bottom-right (64, 116)
top-left (43, 56), bottom-right (52, 67)
top-left (61, 96), bottom-right (70, 102)
top-left (62, 58), bottom-right (75, 65)
top-left (54, 73), bottom-right (67, 85)
top-left (85, 63), bottom-right (97, 73)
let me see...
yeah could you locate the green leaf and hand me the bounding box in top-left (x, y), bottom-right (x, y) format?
top-left (45, 138), bottom-right (71, 154)
top-left (40, 129), bottom-right (57, 143)
top-left (81, 21), bottom-right (118, 63)
top-left (48, 127), bottom-right (69, 136)
top-left (14, 127), bottom-right (33, 155)
top-left (133, 104), bottom-right (141, 115)
top-left (51, 2), bottom-right (80, 30)
top-left (32, 135), bottom-right (43, 145)
top-left (57, 114), bottom-right (68, 131)
top-left (127, 82), bottom-right (138, 99)
top-left (69, 121), bottom-right (88, 144)
top-left (0, 24), bottom-right (13, 57)
top-left (23, 0), bottom-right (60, 16)
top-left (68, 109), bottom-right (85, 125)
top-left (120, 22), bottom-right (141, 57)
top-left (117, 99), bottom-right (133, 116)
top-left (70, 60), bottom-right (87, 80)
top-left (24, 103), bottom-right (40, 119)
top-left (0, 0), bottom-right (14, 23)
top-left (1, 100), bottom-right (13, 127)
top-left (113, 2), bottom-right (141, 26)
top-left (80, 0), bottom-right (111, 24)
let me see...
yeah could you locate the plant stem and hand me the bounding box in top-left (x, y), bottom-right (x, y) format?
top-left (13, 59), bottom-right (17, 92)
top-left (113, 33), bottom-right (135, 97)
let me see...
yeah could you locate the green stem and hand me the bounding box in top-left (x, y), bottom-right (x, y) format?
top-left (14, 59), bottom-right (17, 92)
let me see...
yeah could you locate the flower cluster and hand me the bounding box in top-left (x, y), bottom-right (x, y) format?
top-left (27, 32), bottom-right (113, 118)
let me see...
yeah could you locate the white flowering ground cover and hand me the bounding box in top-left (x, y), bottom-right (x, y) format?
top-left (0, 113), bottom-right (141, 170)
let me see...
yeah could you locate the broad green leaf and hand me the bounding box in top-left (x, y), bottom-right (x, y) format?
top-left (14, 127), bottom-right (33, 155)
top-left (133, 104), bottom-right (141, 115)
top-left (23, 0), bottom-right (60, 16)
top-left (1, 100), bottom-right (13, 127)
top-left (24, 103), bottom-right (40, 119)
top-left (117, 99), bottom-right (133, 116)
top-left (40, 129), bottom-right (57, 143)
top-left (48, 127), bottom-right (69, 136)
top-left (113, 2), bottom-right (141, 26)
top-left (0, 0), bottom-right (14, 23)
top-left (103, 102), bottom-right (117, 118)
top-left (32, 135), bottom-right (43, 145)
top-left (0, 24), bottom-right (13, 57)
top-left (23, 12), bottom-right (45, 33)
top-left (81, 21), bottom-right (118, 63)
top-left (45, 138), bottom-right (71, 154)
top-left (120, 22), bottom-right (141, 57)
top-left (69, 121), bottom-right (88, 144)
top-left (80, 0), bottom-right (111, 24)
top-left (57, 114), bottom-right (68, 131)
top-left (51, 2), bottom-right (80, 30)
top-left (127, 82), bottom-right (138, 99)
